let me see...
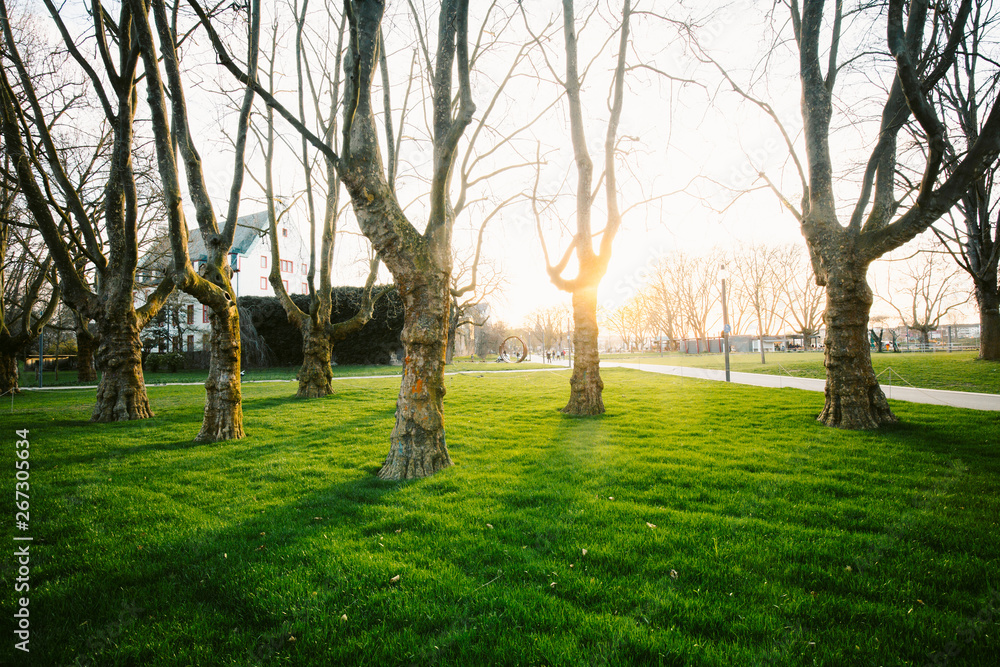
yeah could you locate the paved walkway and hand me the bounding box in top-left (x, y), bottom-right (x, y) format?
top-left (16, 361), bottom-right (998, 412)
top-left (598, 361), bottom-right (1000, 412)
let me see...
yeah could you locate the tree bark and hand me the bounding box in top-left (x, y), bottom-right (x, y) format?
top-left (976, 282), bottom-right (1000, 361)
top-left (91, 308), bottom-right (153, 422)
top-left (298, 322), bottom-right (333, 398)
top-left (76, 321), bottom-right (98, 383)
top-left (378, 278), bottom-right (453, 480)
top-left (818, 272), bottom-right (896, 429)
top-left (0, 348), bottom-right (19, 395)
top-left (197, 299), bottom-right (244, 442)
top-left (563, 287), bottom-right (605, 415)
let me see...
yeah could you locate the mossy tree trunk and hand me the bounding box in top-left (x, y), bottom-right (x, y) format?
top-left (198, 289), bottom-right (243, 441)
top-left (378, 277), bottom-right (453, 480)
top-left (298, 323), bottom-right (334, 398)
top-left (817, 263), bottom-right (895, 428)
top-left (91, 300), bottom-right (153, 421)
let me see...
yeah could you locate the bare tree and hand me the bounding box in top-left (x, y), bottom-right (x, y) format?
top-left (776, 244), bottom-right (824, 346)
top-left (527, 0), bottom-right (634, 415)
top-left (0, 204), bottom-right (58, 394)
top-left (878, 249), bottom-right (968, 346)
top-left (0, 0), bottom-right (175, 420)
top-left (193, 0), bottom-right (480, 477)
top-left (129, 0), bottom-right (260, 440)
top-left (703, 0), bottom-right (1000, 428)
top-left (931, 0), bottom-right (1000, 359)
top-left (256, 3), bottom-right (384, 399)
top-left (730, 243), bottom-right (787, 362)
top-left (447, 252), bottom-right (504, 363)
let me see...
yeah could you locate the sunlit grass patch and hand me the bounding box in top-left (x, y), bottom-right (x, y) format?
top-left (4, 369), bottom-right (998, 665)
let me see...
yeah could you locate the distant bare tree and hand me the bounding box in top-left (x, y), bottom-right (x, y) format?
top-left (730, 244), bottom-right (787, 362)
top-left (878, 250), bottom-right (968, 346)
top-left (931, 0), bottom-right (1000, 359)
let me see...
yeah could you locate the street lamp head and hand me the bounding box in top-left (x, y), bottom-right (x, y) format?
top-left (718, 264), bottom-right (728, 281)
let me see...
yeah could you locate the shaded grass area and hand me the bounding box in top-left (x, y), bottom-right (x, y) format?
top-left (610, 351), bottom-right (1000, 394)
top-left (2, 370), bottom-right (999, 665)
top-left (17, 360), bottom-right (553, 388)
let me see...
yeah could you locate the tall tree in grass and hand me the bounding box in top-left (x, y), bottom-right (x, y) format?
top-left (129, 0), bottom-right (260, 441)
top-left (931, 0), bottom-right (1000, 360)
top-left (526, 0), bottom-right (633, 415)
top-left (0, 0), bottom-right (174, 420)
top-left (257, 3), bottom-right (383, 399)
top-left (704, 0), bottom-right (1000, 428)
top-left (192, 0), bottom-right (476, 477)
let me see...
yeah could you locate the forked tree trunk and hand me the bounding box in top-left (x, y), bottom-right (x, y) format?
top-left (298, 322), bottom-right (333, 398)
top-left (378, 278), bottom-right (453, 480)
top-left (76, 323), bottom-right (98, 383)
top-left (976, 283), bottom-right (999, 361)
top-left (563, 287), bottom-right (605, 415)
top-left (818, 272), bottom-right (896, 429)
top-left (92, 309), bottom-right (153, 422)
top-left (198, 299), bottom-right (244, 442)
top-left (0, 348), bottom-right (19, 395)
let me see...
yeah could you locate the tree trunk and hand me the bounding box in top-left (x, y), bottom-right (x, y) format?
top-left (378, 277), bottom-right (452, 481)
top-left (0, 349), bottom-right (19, 395)
top-left (198, 300), bottom-right (244, 442)
top-left (563, 287), bottom-right (605, 416)
top-left (76, 323), bottom-right (98, 383)
top-left (445, 318), bottom-right (457, 364)
top-left (818, 274), bottom-right (896, 429)
top-left (91, 310), bottom-right (153, 422)
top-left (976, 284), bottom-right (999, 361)
top-left (298, 322), bottom-right (333, 398)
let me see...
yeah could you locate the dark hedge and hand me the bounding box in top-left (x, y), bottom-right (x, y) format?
top-left (239, 286), bottom-right (404, 366)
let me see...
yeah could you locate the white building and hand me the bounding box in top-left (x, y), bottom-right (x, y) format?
top-left (138, 211), bottom-right (310, 352)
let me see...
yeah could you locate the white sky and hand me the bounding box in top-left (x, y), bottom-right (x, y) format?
top-left (24, 0), bottom-right (979, 331)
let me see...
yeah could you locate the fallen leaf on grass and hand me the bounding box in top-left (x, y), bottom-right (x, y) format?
top-left (646, 522), bottom-right (656, 529)
top-left (390, 574), bottom-right (401, 584)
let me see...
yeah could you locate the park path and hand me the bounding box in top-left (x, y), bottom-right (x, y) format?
top-left (594, 360), bottom-right (999, 412)
top-left (18, 361), bottom-right (998, 412)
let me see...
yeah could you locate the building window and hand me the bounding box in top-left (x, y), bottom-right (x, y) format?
top-left (187, 304), bottom-right (194, 324)
top-left (260, 277), bottom-right (268, 291)
top-left (187, 334), bottom-right (194, 351)
top-left (302, 282), bottom-right (309, 293)
top-left (260, 255), bottom-right (268, 268)
top-left (300, 263), bottom-right (307, 275)
top-left (203, 306), bottom-right (210, 323)
top-left (283, 280), bottom-right (289, 292)
top-left (280, 259), bottom-right (293, 273)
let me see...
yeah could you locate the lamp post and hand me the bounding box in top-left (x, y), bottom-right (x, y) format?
top-left (720, 264), bottom-right (731, 383)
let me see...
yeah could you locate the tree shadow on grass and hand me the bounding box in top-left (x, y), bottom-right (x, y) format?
top-left (35, 466), bottom-right (412, 667)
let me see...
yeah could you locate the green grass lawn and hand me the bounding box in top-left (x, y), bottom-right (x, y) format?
top-left (609, 351), bottom-right (1000, 394)
top-left (17, 359), bottom-right (553, 388)
top-left (3, 369), bottom-right (998, 665)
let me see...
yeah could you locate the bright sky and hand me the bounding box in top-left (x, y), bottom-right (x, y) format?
top-left (33, 0), bottom-right (973, 330)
